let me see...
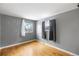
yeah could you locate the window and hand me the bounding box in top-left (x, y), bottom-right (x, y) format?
top-left (21, 19), bottom-right (33, 37)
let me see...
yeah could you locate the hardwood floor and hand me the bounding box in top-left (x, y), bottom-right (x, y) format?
top-left (0, 40), bottom-right (73, 56)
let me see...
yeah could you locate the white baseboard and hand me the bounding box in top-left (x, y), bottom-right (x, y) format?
top-left (0, 39), bottom-right (36, 49)
top-left (39, 39), bottom-right (78, 56)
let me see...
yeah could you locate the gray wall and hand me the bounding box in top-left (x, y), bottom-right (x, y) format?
top-left (1, 14), bottom-right (36, 47)
top-left (0, 15), bottom-right (1, 47)
top-left (37, 8), bottom-right (79, 55)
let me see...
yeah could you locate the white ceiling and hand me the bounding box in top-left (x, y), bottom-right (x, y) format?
top-left (0, 3), bottom-right (78, 20)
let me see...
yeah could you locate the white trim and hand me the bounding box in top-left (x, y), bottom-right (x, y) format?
top-left (0, 39), bottom-right (36, 49)
top-left (0, 39), bottom-right (78, 56)
top-left (39, 40), bottom-right (78, 56)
